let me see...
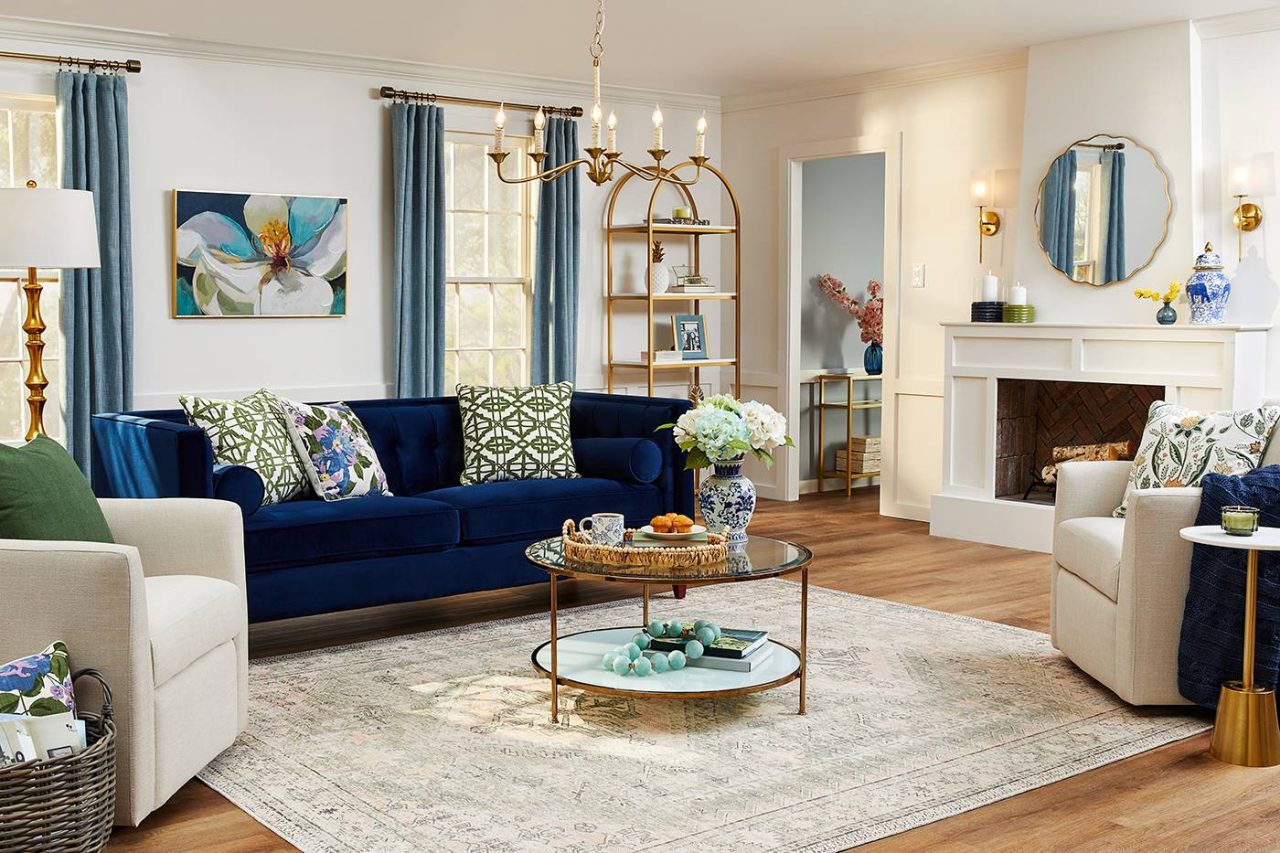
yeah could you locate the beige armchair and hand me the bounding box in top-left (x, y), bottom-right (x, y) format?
top-left (0, 499), bottom-right (247, 826)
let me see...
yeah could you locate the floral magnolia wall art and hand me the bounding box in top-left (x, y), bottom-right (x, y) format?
top-left (174, 190), bottom-right (348, 317)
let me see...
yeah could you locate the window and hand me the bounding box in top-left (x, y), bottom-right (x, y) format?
top-left (444, 131), bottom-right (537, 390)
top-left (0, 94), bottom-right (61, 440)
top-left (1071, 162), bottom-right (1103, 285)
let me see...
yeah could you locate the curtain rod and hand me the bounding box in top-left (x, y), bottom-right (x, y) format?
top-left (1073, 142), bottom-right (1125, 150)
top-left (377, 86), bottom-right (582, 117)
top-left (0, 48), bottom-right (141, 74)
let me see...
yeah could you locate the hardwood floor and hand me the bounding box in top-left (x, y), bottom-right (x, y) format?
top-left (108, 490), bottom-right (1280, 851)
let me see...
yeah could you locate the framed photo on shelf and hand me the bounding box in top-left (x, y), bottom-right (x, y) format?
top-left (671, 313), bottom-right (708, 360)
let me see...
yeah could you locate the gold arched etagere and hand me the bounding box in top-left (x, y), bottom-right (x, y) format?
top-left (604, 162), bottom-right (742, 397)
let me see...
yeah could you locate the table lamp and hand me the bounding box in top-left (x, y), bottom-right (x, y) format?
top-left (0, 181), bottom-right (100, 440)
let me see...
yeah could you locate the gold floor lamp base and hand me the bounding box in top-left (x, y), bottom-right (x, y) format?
top-left (1211, 681), bottom-right (1280, 767)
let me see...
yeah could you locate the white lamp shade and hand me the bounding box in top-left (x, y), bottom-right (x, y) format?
top-left (0, 188), bottom-right (100, 269)
top-left (970, 169), bottom-right (994, 207)
top-left (993, 169), bottom-right (1020, 209)
top-left (1228, 152), bottom-right (1277, 198)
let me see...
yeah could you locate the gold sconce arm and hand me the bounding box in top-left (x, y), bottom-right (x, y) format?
top-left (1233, 194), bottom-right (1264, 261)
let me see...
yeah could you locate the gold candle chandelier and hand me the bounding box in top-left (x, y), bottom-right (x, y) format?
top-left (488, 0), bottom-right (709, 187)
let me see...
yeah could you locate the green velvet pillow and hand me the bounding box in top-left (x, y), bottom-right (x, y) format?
top-left (0, 436), bottom-right (113, 543)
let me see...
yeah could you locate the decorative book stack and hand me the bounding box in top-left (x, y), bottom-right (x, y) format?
top-left (836, 436), bottom-right (881, 474)
top-left (646, 626), bottom-right (772, 672)
top-left (639, 349), bottom-right (683, 364)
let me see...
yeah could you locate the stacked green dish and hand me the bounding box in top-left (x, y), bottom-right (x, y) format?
top-left (1003, 304), bottom-right (1035, 323)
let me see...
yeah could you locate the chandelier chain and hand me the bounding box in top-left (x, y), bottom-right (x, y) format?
top-left (590, 0), bottom-right (605, 60)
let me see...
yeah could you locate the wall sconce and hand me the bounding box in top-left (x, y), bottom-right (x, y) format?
top-left (1229, 152), bottom-right (1275, 261)
top-left (971, 169), bottom-right (1018, 264)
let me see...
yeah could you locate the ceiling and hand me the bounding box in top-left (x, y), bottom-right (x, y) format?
top-left (0, 0), bottom-right (1275, 96)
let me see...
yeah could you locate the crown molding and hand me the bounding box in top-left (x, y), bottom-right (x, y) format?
top-left (0, 15), bottom-right (720, 114)
top-left (1194, 7), bottom-right (1280, 39)
top-left (721, 49), bottom-right (1028, 114)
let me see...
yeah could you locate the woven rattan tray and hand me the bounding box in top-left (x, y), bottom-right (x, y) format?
top-left (561, 519), bottom-right (728, 567)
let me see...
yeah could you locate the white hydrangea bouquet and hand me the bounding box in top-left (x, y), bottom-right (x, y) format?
top-left (660, 394), bottom-right (793, 470)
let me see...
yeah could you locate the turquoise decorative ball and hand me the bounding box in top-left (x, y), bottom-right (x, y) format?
top-left (612, 656), bottom-right (632, 676)
top-left (709, 624), bottom-right (722, 641)
top-left (685, 639), bottom-right (705, 660)
top-left (634, 657), bottom-right (653, 677)
top-left (651, 654), bottom-right (669, 673)
top-left (694, 619), bottom-right (710, 632)
top-left (668, 650), bottom-right (687, 670)
top-left (633, 632), bottom-right (651, 650)
top-left (602, 651), bottom-right (619, 670)
top-left (624, 642), bottom-right (642, 661)
top-left (666, 621), bottom-right (685, 638)
top-left (647, 619), bottom-right (665, 637)
top-left (695, 626), bottom-right (716, 647)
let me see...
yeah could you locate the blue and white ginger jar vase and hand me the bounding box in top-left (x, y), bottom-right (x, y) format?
top-left (1186, 242), bottom-right (1230, 325)
top-left (699, 458), bottom-right (756, 550)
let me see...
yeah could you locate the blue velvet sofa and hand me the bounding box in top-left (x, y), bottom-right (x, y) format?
top-left (91, 393), bottom-right (693, 623)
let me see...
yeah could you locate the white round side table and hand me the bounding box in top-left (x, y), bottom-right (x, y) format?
top-left (1180, 525), bottom-right (1280, 767)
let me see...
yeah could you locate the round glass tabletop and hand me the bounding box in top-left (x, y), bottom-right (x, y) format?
top-left (524, 534), bottom-right (812, 584)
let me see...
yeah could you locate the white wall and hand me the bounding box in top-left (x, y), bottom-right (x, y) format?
top-left (1012, 22), bottom-right (1203, 320)
top-left (0, 21), bottom-right (721, 409)
top-left (720, 60), bottom-right (1027, 515)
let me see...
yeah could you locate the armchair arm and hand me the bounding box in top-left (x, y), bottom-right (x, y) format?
top-left (1055, 460), bottom-right (1132, 524)
top-left (98, 498), bottom-right (246, 595)
top-left (1115, 486), bottom-right (1203, 702)
top-left (0, 540), bottom-right (155, 824)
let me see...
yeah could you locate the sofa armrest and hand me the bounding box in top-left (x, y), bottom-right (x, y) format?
top-left (212, 464), bottom-right (264, 517)
top-left (98, 498), bottom-right (246, 594)
top-left (0, 540), bottom-right (155, 825)
top-left (1055, 460), bottom-right (1132, 525)
top-left (572, 437), bottom-right (662, 484)
top-left (1115, 486), bottom-right (1203, 699)
top-left (91, 413), bottom-right (213, 500)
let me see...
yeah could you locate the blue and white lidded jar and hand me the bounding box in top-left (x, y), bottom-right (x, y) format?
top-left (1185, 242), bottom-right (1231, 325)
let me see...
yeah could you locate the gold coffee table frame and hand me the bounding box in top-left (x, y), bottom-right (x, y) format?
top-left (525, 535), bottom-right (813, 723)
top-left (1180, 525), bottom-right (1280, 767)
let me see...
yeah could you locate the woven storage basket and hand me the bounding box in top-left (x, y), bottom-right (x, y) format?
top-left (561, 520), bottom-right (728, 567)
top-left (0, 669), bottom-right (116, 852)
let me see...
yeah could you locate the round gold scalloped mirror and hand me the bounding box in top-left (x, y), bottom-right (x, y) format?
top-left (1034, 133), bottom-right (1172, 287)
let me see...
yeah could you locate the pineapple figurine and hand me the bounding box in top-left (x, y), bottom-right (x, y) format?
top-left (650, 241), bottom-right (670, 293)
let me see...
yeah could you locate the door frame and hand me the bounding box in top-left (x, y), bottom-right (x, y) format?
top-left (777, 134), bottom-right (902, 506)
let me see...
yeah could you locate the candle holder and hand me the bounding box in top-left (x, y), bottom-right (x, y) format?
top-left (1222, 506), bottom-right (1260, 536)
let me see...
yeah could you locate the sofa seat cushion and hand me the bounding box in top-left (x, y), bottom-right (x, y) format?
top-left (1054, 516), bottom-right (1125, 601)
top-left (146, 575), bottom-right (244, 686)
top-left (243, 495), bottom-right (459, 573)
top-left (424, 478), bottom-right (663, 545)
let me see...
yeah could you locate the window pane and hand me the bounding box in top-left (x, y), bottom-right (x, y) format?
top-left (457, 284), bottom-right (492, 348)
top-left (0, 282), bottom-right (22, 358)
top-left (458, 350), bottom-right (490, 386)
top-left (41, 278), bottom-right (60, 357)
top-left (444, 283), bottom-right (458, 349)
top-left (443, 351), bottom-right (459, 394)
top-left (42, 359), bottom-right (62, 440)
top-left (493, 350), bottom-right (524, 386)
top-left (452, 141), bottom-right (486, 210)
top-left (490, 150), bottom-right (522, 213)
top-left (12, 109), bottom-right (56, 189)
top-left (0, 111), bottom-right (10, 188)
top-left (451, 213), bottom-right (485, 277)
top-left (489, 214), bottom-right (522, 279)
top-left (0, 361), bottom-right (24, 440)
top-left (493, 283), bottom-right (525, 348)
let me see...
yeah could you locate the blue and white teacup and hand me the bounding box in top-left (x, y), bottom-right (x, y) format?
top-left (580, 512), bottom-right (625, 546)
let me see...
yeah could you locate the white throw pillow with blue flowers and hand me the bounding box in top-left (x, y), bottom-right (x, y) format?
top-left (277, 397), bottom-right (393, 501)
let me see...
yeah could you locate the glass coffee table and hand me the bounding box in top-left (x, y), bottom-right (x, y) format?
top-left (524, 535), bottom-right (813, 723)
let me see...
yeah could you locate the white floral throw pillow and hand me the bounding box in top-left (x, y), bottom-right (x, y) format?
top-left (1114, 401), bottom-right (1280, 518)
top-left (277, 398), bottom-right (393, 501)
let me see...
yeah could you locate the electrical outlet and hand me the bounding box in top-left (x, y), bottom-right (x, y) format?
top-left (912, 263), bottom-right (926, 288)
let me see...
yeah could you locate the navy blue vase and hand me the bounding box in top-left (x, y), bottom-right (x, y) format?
top-left (863, 342), bottom-right (883, 375)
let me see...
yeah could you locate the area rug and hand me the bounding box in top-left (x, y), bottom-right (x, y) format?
top-left (199, 581), bottom-right (1209, 852)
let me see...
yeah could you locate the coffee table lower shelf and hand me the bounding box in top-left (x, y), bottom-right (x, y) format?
top-left (531, 626), bottom-right (801, 701)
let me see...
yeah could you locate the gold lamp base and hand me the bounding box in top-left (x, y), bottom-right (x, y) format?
top-left (1211, 680), bottom-right (1280, 767)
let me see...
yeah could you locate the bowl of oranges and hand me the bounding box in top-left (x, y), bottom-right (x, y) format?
top-left (641, 513), bottom-right (706, 540)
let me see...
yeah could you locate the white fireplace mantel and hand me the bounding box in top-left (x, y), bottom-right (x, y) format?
top-left (929, 322), bottom-right (1270, 552)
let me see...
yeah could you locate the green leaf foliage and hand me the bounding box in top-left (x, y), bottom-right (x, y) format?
top-left (0, 693), bottom-right (18, 714)
top-left (26, 697), bottom-right (71, 717)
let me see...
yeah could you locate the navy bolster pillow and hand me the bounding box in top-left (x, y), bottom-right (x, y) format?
top-left (572, 438), bottom-right (663, 484)
top-left (212, 464), bottom-right (264, 518)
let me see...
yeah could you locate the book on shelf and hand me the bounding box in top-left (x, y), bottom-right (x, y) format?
top-left (647, 643), bottom-right (775, 673)
top-left (666, 285), bottom-right (718, 294)
top-left (639, 349), bottom-right (683, 363)
top-left (848, 435), bottom-right (881, 448)
top-left (647, 627), bottom-right (768, 659)
top-left (836, 448), bottom-right (881, 459)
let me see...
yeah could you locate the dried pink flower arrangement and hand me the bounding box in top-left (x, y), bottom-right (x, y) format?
top-left (816, 274), bottom-right (883, 345)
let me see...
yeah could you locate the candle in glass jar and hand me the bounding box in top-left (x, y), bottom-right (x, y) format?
top-left (1222, 506), bottom-right (1260, 535)
top-left (981, 271), bottom-right (999, 302)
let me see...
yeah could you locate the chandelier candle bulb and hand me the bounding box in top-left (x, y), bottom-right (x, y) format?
top-left (652, 104), bottom-right (664, 150)
top-left (590, 102), bottom-right (602, 148)
top-left (1009, 282), bottom-right (1027, 306)
top-left (493, 103), bottom-right (506, 153)
top-left (607, 111), bottom-right (618, 153)
top-left (533, 107), bottom-right (545, 155)
top-left (981, 270), bottom-right (999, 303)
top-left (695, 111), bottom-right (707, 158)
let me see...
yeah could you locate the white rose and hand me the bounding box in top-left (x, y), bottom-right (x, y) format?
top-left (740, 400), bottom-right (787, 452)
top-left (673, 407), bottom-right (706, 445)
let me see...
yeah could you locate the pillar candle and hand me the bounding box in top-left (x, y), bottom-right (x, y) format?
top-left (981, 271), bottom-right (999, 302)
top-left (1009, 282), bottom-right (1027, 306)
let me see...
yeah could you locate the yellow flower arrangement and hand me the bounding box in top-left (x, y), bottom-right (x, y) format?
top-left (1133, 281), bottom-right (1181, 304)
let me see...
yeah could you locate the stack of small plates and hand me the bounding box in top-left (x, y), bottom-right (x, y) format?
top-left (1002, 304), bottom-right (1036, 323)
top-left (971, 301), bottom-right (1005, 323)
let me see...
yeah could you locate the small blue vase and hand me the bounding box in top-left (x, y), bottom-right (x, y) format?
top-left (1156, 302), bottom-right (1177, 325)
top-left (1186, 242), bottom-right (1230, 325)
top-left (863, 341), bottom-right (883, 376)
top-left (699, 458), bottom-right (756, 550)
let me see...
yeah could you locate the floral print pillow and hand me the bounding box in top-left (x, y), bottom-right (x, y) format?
top-left (0, 641), bottom-right (75, 717)
top-left (277, 398), bottom-right (393, 501)
top-left (1114, 401), bottom-right (1280, 518)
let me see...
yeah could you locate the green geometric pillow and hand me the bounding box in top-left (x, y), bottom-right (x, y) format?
top-left (179, 389), bottom-right (308, 505)
top-left (457, 382), bottom-right (580, 485)
top-left (0, 641), bottom-right (75, 717)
